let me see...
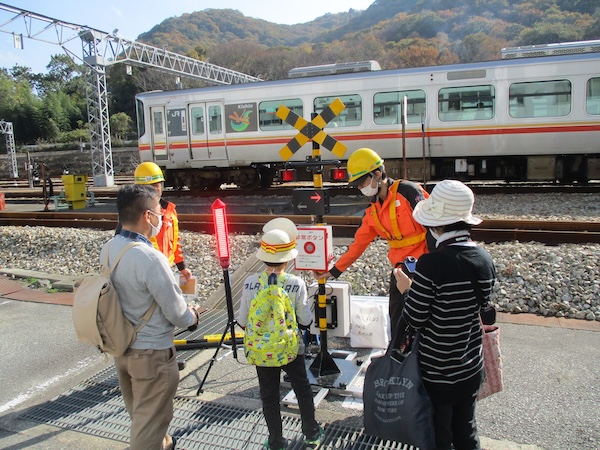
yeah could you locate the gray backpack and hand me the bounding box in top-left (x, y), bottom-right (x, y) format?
top-left (72, 240), bottom-right (156, 357)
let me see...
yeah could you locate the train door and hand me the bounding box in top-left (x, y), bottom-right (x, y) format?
top-left (149, 106), bottom-right (167, 161)
top-left (166, 107), bottom-right (191, 162)
top-left (188, 101), bottom-right (227, 162)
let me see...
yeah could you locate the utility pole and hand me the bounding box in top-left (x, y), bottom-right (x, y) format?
top-left (0, 120), bottom-right (18, 179)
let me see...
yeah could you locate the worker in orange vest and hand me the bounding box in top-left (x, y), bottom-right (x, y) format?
top-left (132, 162), bottom-right (192, 281)
top-left (315, 148), bottom-right (432, 336)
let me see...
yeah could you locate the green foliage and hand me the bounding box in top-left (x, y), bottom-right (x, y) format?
top-left (584, 10), bottom-right (600, 40)
top-left (58, 127), bottom-right (89, 144)
top-left (110, 112), bottom-right (134, 141)
top-left (517, 21), bottom-right (583, 45)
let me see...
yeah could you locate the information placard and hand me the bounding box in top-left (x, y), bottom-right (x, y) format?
top-left (294, 226), bottom-right (334, 271)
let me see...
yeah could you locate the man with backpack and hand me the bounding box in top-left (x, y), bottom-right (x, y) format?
top-left (102, 184), bottom-right (204, 450)
top-left (116, 162), bottom-right (192, 282)
top-left (237, 219), bottom-right (324, 450)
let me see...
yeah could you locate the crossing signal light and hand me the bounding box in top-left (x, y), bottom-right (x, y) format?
top-left (329, 167), bottom-right (347, 181)
top-left (280, 168), bottom-right (297, 182)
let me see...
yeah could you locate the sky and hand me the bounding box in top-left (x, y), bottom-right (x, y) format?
top-left (0, 0), bottom-right (374, 74)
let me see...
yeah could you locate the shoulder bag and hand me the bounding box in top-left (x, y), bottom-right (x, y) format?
top-left (363, 330), bottom-right (436, 449)
top-left (445, 246), bottom-right (504, 400)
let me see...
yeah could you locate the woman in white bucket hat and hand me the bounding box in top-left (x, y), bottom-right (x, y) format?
top-left (237, 224), bottom-right (323, 450)
top-left (394, 179), bottom-right (497, 450)
top-left (412, 179), bottom-right (482, 228)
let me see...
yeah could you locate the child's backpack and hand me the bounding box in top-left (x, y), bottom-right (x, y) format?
top-left (72, 240), bottom-right (156, 357)
top-left (244, 272), bottom-right (299, 367)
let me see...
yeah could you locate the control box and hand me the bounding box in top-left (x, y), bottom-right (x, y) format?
top-left (307, 281), bottom-right (351, 337)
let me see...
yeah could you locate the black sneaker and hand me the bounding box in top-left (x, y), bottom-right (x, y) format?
top-left (304, 426), bottom-right (324, 448)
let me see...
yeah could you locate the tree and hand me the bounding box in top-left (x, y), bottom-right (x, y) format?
top-left (517, 22), bottom-right (583, 45)
top-left (186, 45), bottom-right (209, 60)
top-left (584, 10), bottom-right (600, 39)
top-left (35, 54), bottom-right (84, 96)
top-left (383, 38), bottom-right (442, 68)
top-left (0, 68), bottom-right (43, 143)
top-left (110, 112), bottom-right (133, 143)
top-left (460, 32), bottom-right (509, 62)
top-left (208, 39), bottom-right (266, 78)
top-left (107, 64), bottom-right (140, 119)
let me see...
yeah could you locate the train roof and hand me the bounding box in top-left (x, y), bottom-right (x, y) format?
top-left (135, 51), bottom-right (600, 100)
top-left (501, 39), bottom-right (600, 59)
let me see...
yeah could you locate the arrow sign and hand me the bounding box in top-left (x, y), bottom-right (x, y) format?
top-left (276, 98), bottom-right (348, 161)
top-left (293, 188), bottom-right (330, 215)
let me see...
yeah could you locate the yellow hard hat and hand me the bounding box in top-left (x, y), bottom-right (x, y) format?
top-left (347, 148), bottom-right (384, 184)
top-left (134, 162), bottom-right (165, 185)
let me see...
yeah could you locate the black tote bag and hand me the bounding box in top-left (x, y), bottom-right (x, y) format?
top-left (364, 331), bottom-right (436, 449)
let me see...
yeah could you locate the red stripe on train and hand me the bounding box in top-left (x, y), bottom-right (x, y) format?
top-left (139, 124), bottom-right (600, 150)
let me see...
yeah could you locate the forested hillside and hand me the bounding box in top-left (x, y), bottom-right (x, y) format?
top-left (1, 0), bottom-right (598, 145)
top-left (138, 0), bottom-right (600, 76)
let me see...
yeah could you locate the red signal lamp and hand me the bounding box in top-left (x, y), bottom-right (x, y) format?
top-left (330, 167), bottom-right (347, 181)
top-left (280, 168), bottom-right (297, 182)
top-left (212, 198), bottom-right (230, 269)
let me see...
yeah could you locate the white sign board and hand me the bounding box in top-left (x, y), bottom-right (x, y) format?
top-left (294, 226), bottom-right (334, 271)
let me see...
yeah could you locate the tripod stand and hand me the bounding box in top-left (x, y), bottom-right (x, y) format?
top-left (196, 267), bottom-right (240, 395)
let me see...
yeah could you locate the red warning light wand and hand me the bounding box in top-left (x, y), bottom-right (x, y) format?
top-left (213, 198), bottom-right (231, 269)
top-left (197, 199), bottom-right (239, 395)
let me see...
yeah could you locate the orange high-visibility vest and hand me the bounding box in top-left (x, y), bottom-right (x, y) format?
top-left (150, 200), bottom-right (184, 267)
top-left (334, 180), bottom-right (428, 273)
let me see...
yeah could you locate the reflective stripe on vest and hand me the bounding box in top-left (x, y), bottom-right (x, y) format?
top-left (388, 232), bottom-right (427, 248)
top-left (370, 180), bottom-right (426, 248)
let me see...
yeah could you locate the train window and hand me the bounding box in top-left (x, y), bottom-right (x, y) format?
top-left (373, 90), bottom-right (425, 125)
top-left (190, 107), bottom-right (205, 136)
top-left (153, 110), bottom-right (164, 135)
top-left (136, 99), bottom-right (145, 138)
top-left (314, 94), bottom-right (362, 127)
top-left (509, 80), bottom-right (571, 118)
top-left (586, 78), bottom-right (600, 115)
top-left (259, 99), bottom-right (303, 131)
top-left (438, 85), bottom-right (495, 121)
top-left (208, 105), bottom-right (222, 134)
top-left (167, 108), bottom-right (187, 137)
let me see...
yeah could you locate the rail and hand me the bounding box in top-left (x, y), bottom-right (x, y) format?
top-left (1, 183), bottom-right (600, 201)
top-left (0, 211), bottom-right (598, 244)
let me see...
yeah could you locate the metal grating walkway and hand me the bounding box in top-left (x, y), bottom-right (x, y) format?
top-left (17, 259), bottom-right (414, 449)
top-left (20, 381), bottom-right (413, 449)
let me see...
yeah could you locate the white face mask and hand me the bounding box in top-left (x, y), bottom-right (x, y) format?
top-left (359, 177), bottom-right (379, 197)
top-left (148, 211), bottom-right (162, 237)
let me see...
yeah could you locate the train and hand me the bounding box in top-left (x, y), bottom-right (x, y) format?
top-left (134, 40), bottom-right (600, 190)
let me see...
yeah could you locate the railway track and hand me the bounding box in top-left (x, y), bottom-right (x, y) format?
top-left (1, 211), bottom-right (598, 244)
top-left (2, 181), bottom-right (600, 201)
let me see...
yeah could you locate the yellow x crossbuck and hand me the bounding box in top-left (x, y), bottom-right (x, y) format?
top-left (276, 98), bottom-right (348, 161)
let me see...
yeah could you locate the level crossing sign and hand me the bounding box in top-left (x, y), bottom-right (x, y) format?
top-left (276, 99), bottom-right (347, 377)
top-left (276, 98), bottom-right (348, 161)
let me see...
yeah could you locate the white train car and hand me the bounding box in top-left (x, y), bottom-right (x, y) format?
top-left (135, 41), bottom-right (600, 189)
